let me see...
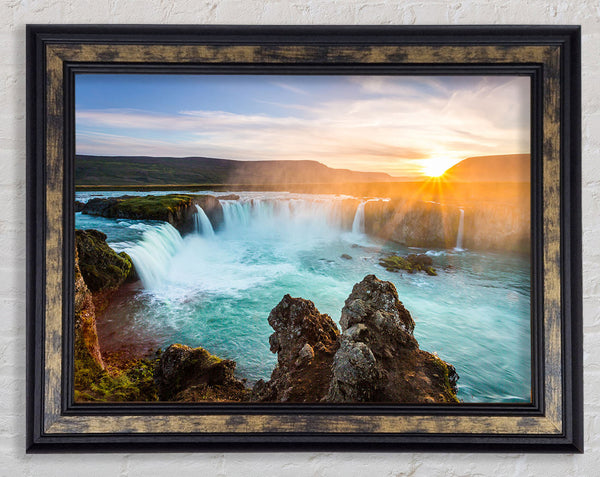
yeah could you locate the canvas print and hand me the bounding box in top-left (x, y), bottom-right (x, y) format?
top-left (73, 74), bottom-right (531, 404)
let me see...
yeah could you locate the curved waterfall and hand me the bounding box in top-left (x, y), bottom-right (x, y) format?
top-left (124, 223), bottom-right (184, 289)
top-left (194, 205), bottom-right (215, 238)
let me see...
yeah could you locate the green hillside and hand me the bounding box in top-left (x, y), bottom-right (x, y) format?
top-left (75, 155), bottom-right (395, 186)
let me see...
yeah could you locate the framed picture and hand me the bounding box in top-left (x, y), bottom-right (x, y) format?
top-left (26, 25), bottom-right (582, 452)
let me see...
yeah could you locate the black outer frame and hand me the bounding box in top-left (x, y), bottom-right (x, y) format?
top-left (25, 25), bottom-right (582, 453)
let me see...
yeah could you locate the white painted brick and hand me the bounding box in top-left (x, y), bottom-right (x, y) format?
top-left (0, 0), bottom-right (598, 475)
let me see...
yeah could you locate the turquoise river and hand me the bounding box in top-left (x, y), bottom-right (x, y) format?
top-left (76, 190), bottom-right (531, 403)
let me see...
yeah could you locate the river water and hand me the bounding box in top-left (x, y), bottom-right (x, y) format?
top-left (75, 190), bottom-right (531, 403)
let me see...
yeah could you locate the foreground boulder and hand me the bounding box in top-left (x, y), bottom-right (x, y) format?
top-left (81, 194), bottom-right (223, 234)
top-left (255, 275), bottom-right (458, 404)
top-left (75, 229), bottom-right (133, 293)
top-left (252, 295), bottom-right (340, 402)
top-left (327, 275), bottom-right (458, 403)
top-left (156, 344), bottom-right (250, 402)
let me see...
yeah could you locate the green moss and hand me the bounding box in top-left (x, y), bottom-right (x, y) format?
top-left (379, 254), bottom-right (437, 276)
top-left (74, 356), bottom-right (159, 402)
top-left (76, 229), bottom-right (133, 292)
top-left (379, 255), bottom-right (413, 273)
top-left (430, 356), bottom-right (460, 403)
top-left (425, 266), bottom-right (437, 276)
top-left (113, 194), bottom-right (193, 220)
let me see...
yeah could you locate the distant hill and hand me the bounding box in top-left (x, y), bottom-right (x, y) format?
top-left (75, 155), bottom-right (396, 186)
top-left (443, 154), bottom-right (530, 182)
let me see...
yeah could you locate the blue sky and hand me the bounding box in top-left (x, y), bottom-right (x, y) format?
top-left (75, 74), bottom-right (530, 177)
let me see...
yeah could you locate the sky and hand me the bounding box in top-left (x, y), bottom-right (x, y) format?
top-left (75, 74), bottom-right (531, 178)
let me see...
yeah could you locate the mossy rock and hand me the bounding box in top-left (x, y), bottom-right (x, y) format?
top-left (81, 194), bottom-right (224, 234)
top-left (75, 229), bottom-right (133, 293)
top-left (379, 253), bottom-right (437, 276)
top-left (429, 355), bottom-right (460, 403)
top-left (155, 343), bottom-right (249, 401)
top-left (74, 356), bottom-right (159, 402)
top-left (379, 255), bottom-right (413, 273)
top-left (118, 251), bottom-right (138, 281)
top-left (107, 194), bottom-right (193, 220)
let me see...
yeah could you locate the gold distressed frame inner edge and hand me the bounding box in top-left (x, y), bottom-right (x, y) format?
top-left (42, 44), bottom-right (563, 436)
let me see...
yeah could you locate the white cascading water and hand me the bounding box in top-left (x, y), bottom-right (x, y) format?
top-left (126, 196), bottom-right (356, 293)
top-left (124, 223), bottom-right (184, 289)
top-left (220, 200), bottom-right (250, 228)
top-left (455, 208), bottom-right (465, 250)
top-left (194, 205), bottom-right (215, 238)
top-left (351, 201), bottom-right (367, 234)
top-left (351, 199), bottom-right (383, 235)
top-left (219, 197), bottom-right (345, 240)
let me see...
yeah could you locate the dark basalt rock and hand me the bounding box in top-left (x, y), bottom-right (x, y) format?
top-left (254, 277), bottom-right (458, 404)
top-left (327, 275), bottom-right (458, 403)
top-left (74, 200), bottom-right (85, 212)
top-left (75, 229), bottom-right (133, 293)
top-left (252, 294), bottom-right (340, 402)
top-left (156, 344), bottom-right (250, 402)
top-left (340, 254), bottom-right (352, 260)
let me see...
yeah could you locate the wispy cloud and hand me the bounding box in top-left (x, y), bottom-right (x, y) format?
top-left (271, 81), bottom-right (310, 95)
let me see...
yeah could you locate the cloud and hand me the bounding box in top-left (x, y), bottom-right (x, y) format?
top-left (76, 76), bottom-right (530, 177)
top-left (271, 81), bottom-right (309, 95)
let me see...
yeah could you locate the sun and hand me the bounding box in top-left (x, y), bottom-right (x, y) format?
top-left (422, 158), bottom-right (452, 178)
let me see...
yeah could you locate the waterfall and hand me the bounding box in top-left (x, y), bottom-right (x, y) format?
top-left (220, 200), bottom-right (252, 229)
top-left (455, 208), bottom-right (465, 250)
top-left (124, 223), bottom-right (184, 289)
top-left (194, 205), bottom-right (215, 238)
top-left (219, 197), bottom-right (344, 237)
top-left (351, 201), bottom-right (367, 234)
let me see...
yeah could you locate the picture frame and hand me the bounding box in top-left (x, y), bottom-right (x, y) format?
top-left (26, 25), bottom-right (582, 452)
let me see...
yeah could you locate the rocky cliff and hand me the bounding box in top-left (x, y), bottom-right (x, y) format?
top-left (328, 275), bottom-right (458, 403)
top-left (252, 295), bottom-right (340, 402)
top-left (364, 199), bottom-right (529, 253)
top-left (74, 247), bottom-right (104, 373)
top-left (80, 194), bottom-right (223, 234)
top-left (254, 275), bottom-right (459, 404)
